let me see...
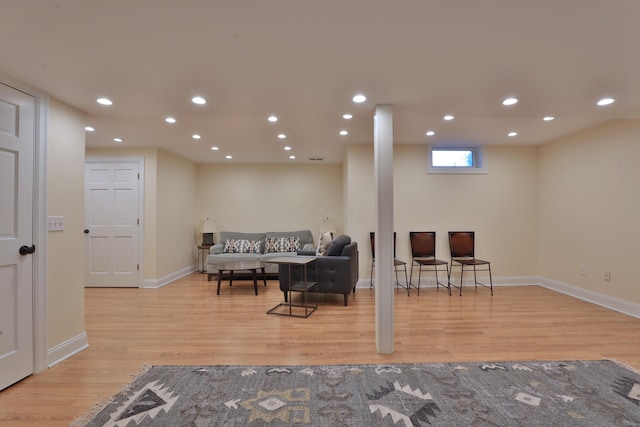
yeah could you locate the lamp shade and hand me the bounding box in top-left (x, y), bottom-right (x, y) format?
top-left (199, 219), bottom-right (217, 234)
top-left (320, 218), bottom-right (336, 234)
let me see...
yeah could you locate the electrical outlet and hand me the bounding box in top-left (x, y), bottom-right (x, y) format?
top-left (580, 265), bottom-right (587, 276)
top-left (604, 271), bottom-right (611, 281)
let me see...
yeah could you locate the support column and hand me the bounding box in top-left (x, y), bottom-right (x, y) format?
top-left (374, 105), bottom-right (394, 354)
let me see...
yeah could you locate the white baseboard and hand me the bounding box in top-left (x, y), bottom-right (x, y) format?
top-left (355, 276), bottom-right (640, 319)
top-left (47, 331), bottom-right (89, 368)
top-left (540, 277), bottom-right (640, 319)
top-left (141, 265), bottom-right (196, 288)
top-left (355, 276), bottom-right (535, 289)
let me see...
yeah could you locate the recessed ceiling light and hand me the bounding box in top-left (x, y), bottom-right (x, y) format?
top-left (165, 117), bottom-right (176, 124)
top-left (597, 97), bottom-right (615, 106)
top-left (352, 94), bottom-right (367, 103)
top-left (343, 114), bottom-right (353, 119)
top-left (339, 130), bottom-right (348, 136)
top-left (84, 126), bottom-right (95, 132)
top-left (543, 116), bottom-right (555, 121)
top-left (113, 137), bottom-right (124, 143)
top-left (267, 115), bottom-right (278, 122)
top-left (508, 131), bottom-right (518, 137)
top-left (502, 97), bottom-right (518, 106)
top-left (289, 155), bottom-right (296, 160)
top-left (211, 146), bottom-right (219, 151)
top-left (192, 134), bottom-right (201, 140)
top-left (443, 115), bottom-right (454, 121)
top-left (192, 96), bottom-right (206, 105)
top-left (96, 97), bottom-right (112, 106)
top-left (425, 131), bottom-right (435, 136)
top-left (278, 133), bottom-right (286, 139)
top-left (225, 155), bottom-right (232, 159)
top-left (284, 146), bottom-right (292, 151)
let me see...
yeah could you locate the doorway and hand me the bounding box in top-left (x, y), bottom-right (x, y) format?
top-left (84, 159), bottom-right (144, 287)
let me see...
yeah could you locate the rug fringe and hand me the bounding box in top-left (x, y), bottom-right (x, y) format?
top-left (70, 364), bottom-right (152, 427)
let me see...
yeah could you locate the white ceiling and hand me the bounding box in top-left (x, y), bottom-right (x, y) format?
top-left (2, 0), bottom-right (640, 164)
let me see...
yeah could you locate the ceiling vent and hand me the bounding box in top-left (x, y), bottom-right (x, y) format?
top-left (308, 157), bottom-right (324, 161)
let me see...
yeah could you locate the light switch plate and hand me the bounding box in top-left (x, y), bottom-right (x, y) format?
top-left (47, 216), bottom-right (64, 231)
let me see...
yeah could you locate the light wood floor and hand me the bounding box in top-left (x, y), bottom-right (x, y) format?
top-left (1, 273), bottom-right (640, 426)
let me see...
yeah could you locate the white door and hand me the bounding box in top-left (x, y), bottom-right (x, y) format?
top-left (0, 83), bottom-right (35, 390)
top-left (84, 162), bottom-right (141, 287)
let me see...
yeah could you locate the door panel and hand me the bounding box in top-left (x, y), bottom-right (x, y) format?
top-left (85, 162), bottom-right (140, 287)
top-left (0, 83), bottom-right (35, 391)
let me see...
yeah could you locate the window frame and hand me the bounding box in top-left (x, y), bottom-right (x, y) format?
top-left (427, 145), bottom-right (488, 174)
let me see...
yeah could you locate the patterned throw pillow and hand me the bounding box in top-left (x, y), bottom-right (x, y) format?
top-left (264, 236), bottom-right (300, 253)
top-left (316, 231), bottom-right (333, 256)
top-left (223, 239), bottom-right (262, 253)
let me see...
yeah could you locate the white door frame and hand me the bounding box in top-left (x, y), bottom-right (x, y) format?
top-left (0, 74), bottom-right (49, 374)
top-left (85, 156), bottom-right (145, 288)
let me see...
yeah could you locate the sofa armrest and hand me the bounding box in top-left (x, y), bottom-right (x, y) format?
top-left (210, 244), bottom-right (224, 254)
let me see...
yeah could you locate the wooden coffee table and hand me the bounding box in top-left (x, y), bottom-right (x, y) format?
top-left (211, 260), bottom-right (270, 296)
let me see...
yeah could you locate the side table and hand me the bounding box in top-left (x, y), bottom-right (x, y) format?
top-left (267, 256), bottom-right (318, 318)
top-left (197, 244), bottom-right (213, 273)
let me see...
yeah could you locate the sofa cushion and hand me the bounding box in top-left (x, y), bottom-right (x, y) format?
top-left (265, 236), bottom-right (300, 253)
top-left (316, 231), bottom-right (333, 256)
top-left (325, 234), bottom-right (351, 256)
top-left (223, 239), bottom-right (262, 254)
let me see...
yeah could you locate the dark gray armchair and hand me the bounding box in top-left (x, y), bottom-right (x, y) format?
top-left (278, 236), bottom-right (359, 306)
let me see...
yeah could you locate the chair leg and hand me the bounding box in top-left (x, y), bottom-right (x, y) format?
top-left (370, 260), bottom-right (375, 289)
top-left (488, 263), bottom-right (493, 296)
top-left (402, 264), bottom-right (409, 296)
top-left (409, 262), bottom-right (414, 288)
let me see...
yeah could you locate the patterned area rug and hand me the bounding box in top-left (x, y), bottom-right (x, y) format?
top-left (73, 360), bottom-right (640, 426)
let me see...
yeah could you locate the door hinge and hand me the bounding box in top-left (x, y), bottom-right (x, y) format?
top-left (137, 173), bottom-right (140, 179)
top-left (137, 218), bottom-right (139, 225)
top-left (137, 264), bottom-right (139, 271)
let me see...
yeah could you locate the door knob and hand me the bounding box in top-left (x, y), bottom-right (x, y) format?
top-left (19, 245), bottom-right (36, 255)
top-left (84, 229), bottom-right (90, 234)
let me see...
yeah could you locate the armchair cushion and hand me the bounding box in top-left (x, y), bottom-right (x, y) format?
top-left (325, 234), bottom-right (351, 256)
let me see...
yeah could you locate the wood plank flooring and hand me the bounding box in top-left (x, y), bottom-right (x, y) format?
top-left (1, 272), bottom-right (640, 426)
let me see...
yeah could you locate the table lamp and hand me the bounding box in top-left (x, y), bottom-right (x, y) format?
top-left (199, 219), bottom-right (217, 246)
top-left (320, 218), bottom-right (336, 238)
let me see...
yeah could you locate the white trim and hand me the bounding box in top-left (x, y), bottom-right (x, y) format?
top-left (141, 265), bottom-right (196, 288)
top-left (540, 277), bottom-right (640, 320)
top-left (47, 332), bottom-right (89, 368)
top-left (34, 92), bottom-right (48, 374)
top-left (85, 156), bottom-right (145, 287)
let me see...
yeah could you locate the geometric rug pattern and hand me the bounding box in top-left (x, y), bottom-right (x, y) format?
top-left (73, 360), bottom-right (640, 426)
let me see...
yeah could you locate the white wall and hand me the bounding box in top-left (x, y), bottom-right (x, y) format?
top-left (538, 119), bottom-right (640, 305)
top-left (156, 149), bottom-right (198, 278)
top-left (46, 99), bottom-right (86, 349)
top-left (197, 163), bottom-right (343, 240)
top-left (345, 144), bottom-right (539, 280)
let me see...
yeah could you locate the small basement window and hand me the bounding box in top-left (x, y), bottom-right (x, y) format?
top-left (427, 146), bottom-right (487, 174)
